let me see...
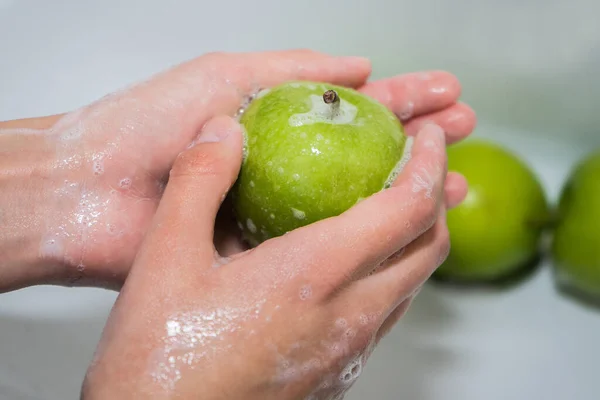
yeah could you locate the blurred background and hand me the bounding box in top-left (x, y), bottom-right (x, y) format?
top-left (1, 0), bottom-right (600, 399)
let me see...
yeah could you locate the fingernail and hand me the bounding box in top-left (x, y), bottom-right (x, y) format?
top-left (197, 126), bottom-right (232, 144)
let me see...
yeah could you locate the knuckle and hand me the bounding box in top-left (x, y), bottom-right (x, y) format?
top-left (171, 148), bottom-right (226, 180)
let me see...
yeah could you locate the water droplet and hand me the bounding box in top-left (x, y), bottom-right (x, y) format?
top-left (246, 219), bottom-right (257, 233)
top-left (291, 208), bottom-right (305, 220)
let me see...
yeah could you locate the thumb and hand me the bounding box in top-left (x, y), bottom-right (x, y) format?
top-left (152, 115), bottom-right (243, 254)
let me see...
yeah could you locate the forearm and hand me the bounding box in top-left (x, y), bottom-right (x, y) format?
top-left (0, 118), bottom-right (67, 291)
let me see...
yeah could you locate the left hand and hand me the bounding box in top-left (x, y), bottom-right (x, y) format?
top-left (0, 49), bottom-right (475, 291)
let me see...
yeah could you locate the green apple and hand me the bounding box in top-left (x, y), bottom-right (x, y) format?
top-left (230, 81), bottom-right (410, 246)
top-left (434, 138), bottom-right (550, 284)
top-left (551, 149), bottom-right (600, 302)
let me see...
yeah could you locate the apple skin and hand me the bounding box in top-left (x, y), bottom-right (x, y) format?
top-left (231, 81), bottom-right (409, 246)
top-left (434, 139), bottom-right (550, 283)
top-left (551, 150), bottom-right (600, 301)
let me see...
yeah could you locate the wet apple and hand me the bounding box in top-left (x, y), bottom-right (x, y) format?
top-left (231, 81), bottom-right (410, 246)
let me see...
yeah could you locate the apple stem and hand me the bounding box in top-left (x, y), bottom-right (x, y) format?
top-left (323, 89), bottom-right (341, 118)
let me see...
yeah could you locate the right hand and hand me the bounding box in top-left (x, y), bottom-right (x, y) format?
top-left (82, 117), bottom-right (460, 400)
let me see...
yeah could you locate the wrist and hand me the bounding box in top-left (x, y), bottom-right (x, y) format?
top-left (2, 113), bottom-right (148, 291)
top-left (0, 131), bottom-right (68, 291)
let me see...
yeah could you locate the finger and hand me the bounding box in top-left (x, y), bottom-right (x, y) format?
top-left (269, 123), bottom-right (447, 287)
top-left (359, 71), bottom-right (461, 122)
top-left (89, 50), bottom-right (371, 173)
top-left (352, 206), bottom-right (450, 322)
top-left (220, 49), bottom-right (372, 91)
top-left (375, 297), bottom-right (414, 344)
top-left (157, 50), bottom-right (372, 116)
top-left (444, 172), bottom-right (468, 209)
top-left (363, 173), bottom-right (464, 276)
top-left (142, 116), bottom-right (244, 262)
top-left (404, 102), bottom-right (477, 144)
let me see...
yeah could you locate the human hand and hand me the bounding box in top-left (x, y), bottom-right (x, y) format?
top-left (0, 49), bottom-right (475, 291)
top-left (81, 116), bottom-right (459, 399)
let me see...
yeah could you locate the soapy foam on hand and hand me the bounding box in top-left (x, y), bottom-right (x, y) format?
top-left (150, 300), bottom-right (266, 392)
top-left (8, 57), bottom-right (239, 272)
top-left (271, 309), bottom-right (379, 399)
top-left (384, 136), bottom-right (414, 189)
top-left (411, 165), bottom-right (436, 199)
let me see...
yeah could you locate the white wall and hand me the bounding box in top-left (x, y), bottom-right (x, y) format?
top-left (2, 0), bottom-right (599, 142)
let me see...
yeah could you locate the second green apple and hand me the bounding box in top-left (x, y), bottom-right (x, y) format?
top-left (435, 139), bottom-right (550, 283)
top-left (551, 149), bottom-right (600, 302)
